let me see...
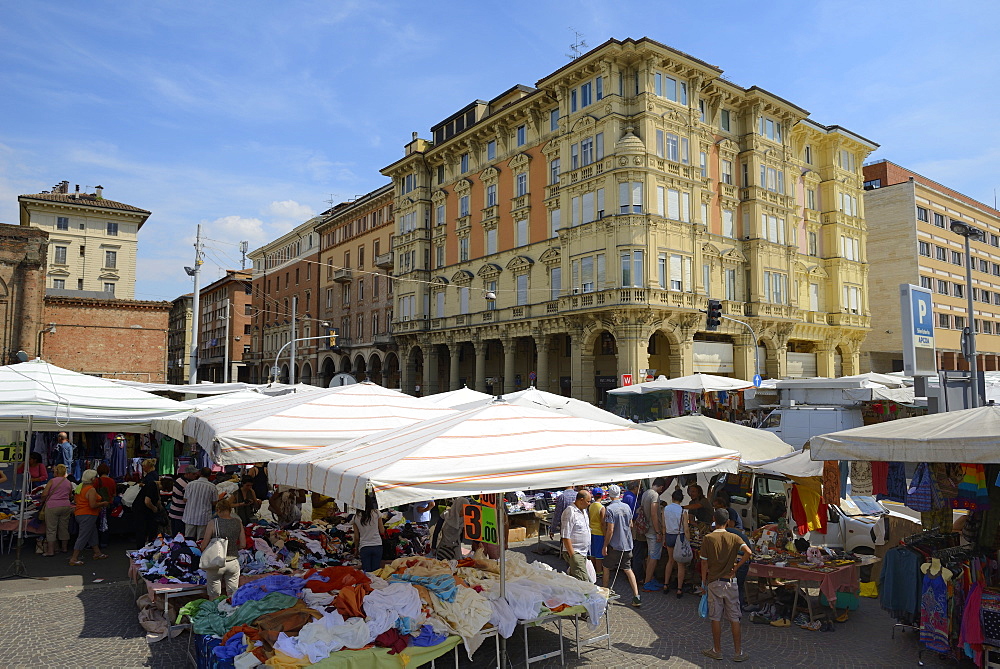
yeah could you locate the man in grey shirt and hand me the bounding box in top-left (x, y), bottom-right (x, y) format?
top-left (602, 484), bottom-right (641, 607)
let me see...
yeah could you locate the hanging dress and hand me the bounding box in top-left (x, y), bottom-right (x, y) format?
top-left (109, 434), bottom-right (127, 479)
top-left (919, 571), bottom-right (950, 653)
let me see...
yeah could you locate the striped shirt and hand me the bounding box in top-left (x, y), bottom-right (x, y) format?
top-left (169, 476), bottom-right (189, 521)
top-left (182, 478), bottom-right (218, 526)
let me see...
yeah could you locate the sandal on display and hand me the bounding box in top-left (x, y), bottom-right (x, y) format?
top-left (769, 618), bottom-right (791, 627)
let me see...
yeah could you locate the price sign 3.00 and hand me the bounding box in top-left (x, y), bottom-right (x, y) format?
top-left (463, 500), bottom-right (499, 545)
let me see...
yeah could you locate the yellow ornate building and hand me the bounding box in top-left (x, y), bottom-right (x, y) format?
top-left (381, 37), bottom-right (877, 403)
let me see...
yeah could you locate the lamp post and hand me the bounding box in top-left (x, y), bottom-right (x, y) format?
top-left (951, 220), bottom-right (985, 407)
top-left (271, 331), bottom-right (331, 384)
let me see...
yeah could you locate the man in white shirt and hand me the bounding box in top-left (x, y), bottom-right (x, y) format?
top-left (640, 478), bottom-right (668, 591)
top-left (560, 489), bottom-right (593, 582)
top-left (182, 469), bottom-right (218, 540)
top-left (662, 488), bottom-right (688, 597)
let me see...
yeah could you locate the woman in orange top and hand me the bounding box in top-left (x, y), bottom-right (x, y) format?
top-left (69, 469), bottom-right (110, 566)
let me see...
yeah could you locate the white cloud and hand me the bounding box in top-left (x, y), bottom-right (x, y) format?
top-left (263, 200), bottom-right (315, 226)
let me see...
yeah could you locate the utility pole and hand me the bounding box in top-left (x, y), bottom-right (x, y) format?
top-left (239, 241), bottom-right (249, 270)
top-left (223, 298), bottom-right (231, 383)
top-left (290, 295), bottom-right (297, 385)
top-left (186, 225), bottom-right (204, 385)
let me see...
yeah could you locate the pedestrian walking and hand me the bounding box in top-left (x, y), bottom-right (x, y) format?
top-left (601, 484), bottom-right (641, 607)
top-left (588, 487), bottom-right (606, 582)
top-left (40, 463), bottom-right (74, 556)
top-left (662, 488), bottom-right (688, 598)
top-left (700, 509), bottom-right (753, 662)
top-left (182, 468), bottom-right (218, 539)
top-left (640, 477), bottom-right (668, 591)
top-left (550, 485), bottom-right (578, 539)
top-left (68, 469), bottom-right (110, 566)
top-left (560, 489), bottom-right (593, 582)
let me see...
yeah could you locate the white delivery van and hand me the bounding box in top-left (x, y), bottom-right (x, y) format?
top-left (761, 406), bottom-right (863, 450)
top-left (709, 471), bottom-right (888, 554)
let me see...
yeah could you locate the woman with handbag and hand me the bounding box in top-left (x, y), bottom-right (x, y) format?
top-left (41, 463), bottom-right (74, 556)
top-left (200, 497), bottom-right (246, 599)
top-left (68, 469), bottom-right (110, 565)
top-left (662, 489), bottom-right (691, 598)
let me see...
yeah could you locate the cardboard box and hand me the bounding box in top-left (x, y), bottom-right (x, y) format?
top-left (506, 527), bottom-right (526, 544)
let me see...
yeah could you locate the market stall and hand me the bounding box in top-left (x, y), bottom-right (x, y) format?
top-left (0, 359), bottom-right (191, 577)
top-left (607, 373), bottom-right (755, 422)
top-left (261, 399), bottom-right (740, 665)
top-left (636, 414), bottom-right (792, 461)
top-left (149, 389), bottom-right (269, 441)
top-left (184, 382), bottom-right (457, 465)
top-left (450, 386), bottom-right (636, 426)
top-left (811, 406), bottom-right (1000, 663)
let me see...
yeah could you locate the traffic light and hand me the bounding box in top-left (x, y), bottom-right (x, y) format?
top-left (706, 299), bottom-right (722, 331)
top-left (327, 327), bottom-right (340, 349)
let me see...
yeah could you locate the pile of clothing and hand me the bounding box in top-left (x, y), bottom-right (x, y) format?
top-left (185, 550), bottom-right (609, 667)
top-left (242, 518), bottom-right (358, 573)
top-left (129, 533), bottom-right (206, 584)
top-left (382, 512), bottom-right (430, 560)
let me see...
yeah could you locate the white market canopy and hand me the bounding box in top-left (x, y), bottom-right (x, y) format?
top-left (607, 373), bottom-right (754, 396)
top-left (811, 405), bottom-right (1000, 464)
top-left (269, 400), bottom-right (741, 510)
top-left (0, 359), bottom-right (192, 432)
top-left (149, 390), bottom-right (269, 441)
top-left (109, 379), bottom-right (261, 395)
top-left (743, 449), bottom-right (824, 478)
top-left (185, 382), bottom-right (458, 465)
top-left (451, 386), bottom-right (634, 426)
top-left (635, 415), bottom-right (792, 461)
top-left (420, 386), bottom-right (494, 408)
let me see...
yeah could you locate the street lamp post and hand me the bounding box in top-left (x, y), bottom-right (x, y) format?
top-left (951, 220), bottom-right (985, 407)
top-left (271, 333), bottom-right (332, 384)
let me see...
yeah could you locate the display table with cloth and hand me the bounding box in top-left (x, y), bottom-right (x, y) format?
top-left (304, 634), bottom-right (461, 668)
top-left (749, 562), bottom-right (860, 621)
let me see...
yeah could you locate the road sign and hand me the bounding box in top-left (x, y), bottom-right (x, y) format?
top-left (621, 373), bottom-right (633, 386)
top-left (753, 373), bottom-right (762, 388)
top-left (528, 371), bottom-right (537, 381)
top-left (463, 494), bottom-right (499, 544)
top-left (900, 284), bottom-right (936, 376)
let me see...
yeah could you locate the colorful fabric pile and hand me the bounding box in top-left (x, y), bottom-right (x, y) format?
top-left (128, 533), bottom-right (206, 584)
top-left (184, 550), bottom-right (608, 667)
top-left (241, 518), bottom-right (357, 573)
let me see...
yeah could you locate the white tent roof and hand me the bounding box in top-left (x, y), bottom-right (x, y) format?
top-left (635, 415), bottom-right (792, 461)
top-left (811, 405), bottom-right (1000, 463)
top-left (269, 400), bottom-right (741, 509)
top-left (608, 373), bottom-right (754, 395)
top-left (451, 386), bottom-right (634, 426)
top-left (743, 448), bottom-right (824, 478)
top-left (149, 390), bottom-right (269, 441)
top-left (110, 380), bottom-right (261, 395)
top-left (0, 359), bottom-right (191, 432)
top-left (420, 386), bottom-right (494, 408)
top-left (185, 382), bottom-right (458, 465)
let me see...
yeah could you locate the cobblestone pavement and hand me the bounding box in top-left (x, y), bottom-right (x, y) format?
top-left (0, 536), bottom-right (958, 668)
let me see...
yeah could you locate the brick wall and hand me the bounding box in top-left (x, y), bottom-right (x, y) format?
top-left (42, 296), bottom-right (171, 381)
top-left (0, 223), bottom-right (48, 362)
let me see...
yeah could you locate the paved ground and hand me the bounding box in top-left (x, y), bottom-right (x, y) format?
top-left (0, 534), bottom-right (959, 668)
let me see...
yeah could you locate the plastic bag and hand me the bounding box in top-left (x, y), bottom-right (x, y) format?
top-left (699, 590), bottom-right (709, 618)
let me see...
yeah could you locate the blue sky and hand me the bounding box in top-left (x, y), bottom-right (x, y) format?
top-left (2, 1), bottom-right (999, 301)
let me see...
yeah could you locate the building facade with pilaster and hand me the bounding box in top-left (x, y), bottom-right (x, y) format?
top-left (246, 220), bottom-right (322, 384)
top-left (381, 37), bottom-right (877, 403)
top-left (315, 184), bottom-right (398, 388)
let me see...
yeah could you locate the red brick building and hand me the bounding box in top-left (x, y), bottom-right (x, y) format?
top-left (246, 220), bottom-right (323, 384)
top-left (196, 270), bottom-right (253, 382)
top-left (0, 223), bottom-right (48, 363)
top-left (42, 295), bottom-right (171, 381)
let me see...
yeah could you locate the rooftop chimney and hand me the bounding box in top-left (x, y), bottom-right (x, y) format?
top-left (53, 181), bottom-right (69, 194)
top-left (95, 185), bottom-right (103, 199)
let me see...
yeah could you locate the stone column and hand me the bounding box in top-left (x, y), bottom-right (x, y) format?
top-left (474, 341), bottom-right (487, 392)
top-left (670, 334), bottom-right (695, 378)
top-left (425, 345), bottom-right (440, 395)
top-left (570, 334), bottom-right (585, 400)
top-left (449, 343), bottom-right (462, 390)
top-left (580, 352), bottom-right (596, 404)
top-left (535, 335), bottom-right (550, 391)
top-left (815, 345), bottom-right (836, 378)
top-left (502, 338), bottom-right (517, 395)
top-left (733, 333), bottom-right (757, 381)
top-left (400, 346), bottom-right (414, 394)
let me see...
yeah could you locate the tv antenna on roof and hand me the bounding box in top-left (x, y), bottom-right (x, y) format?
top-left (239, 241), bottom-right (249, 269)
top-left (324, 194), bottom-right (337, 206)
top-left (567, 28), bottom-right (587, 60)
